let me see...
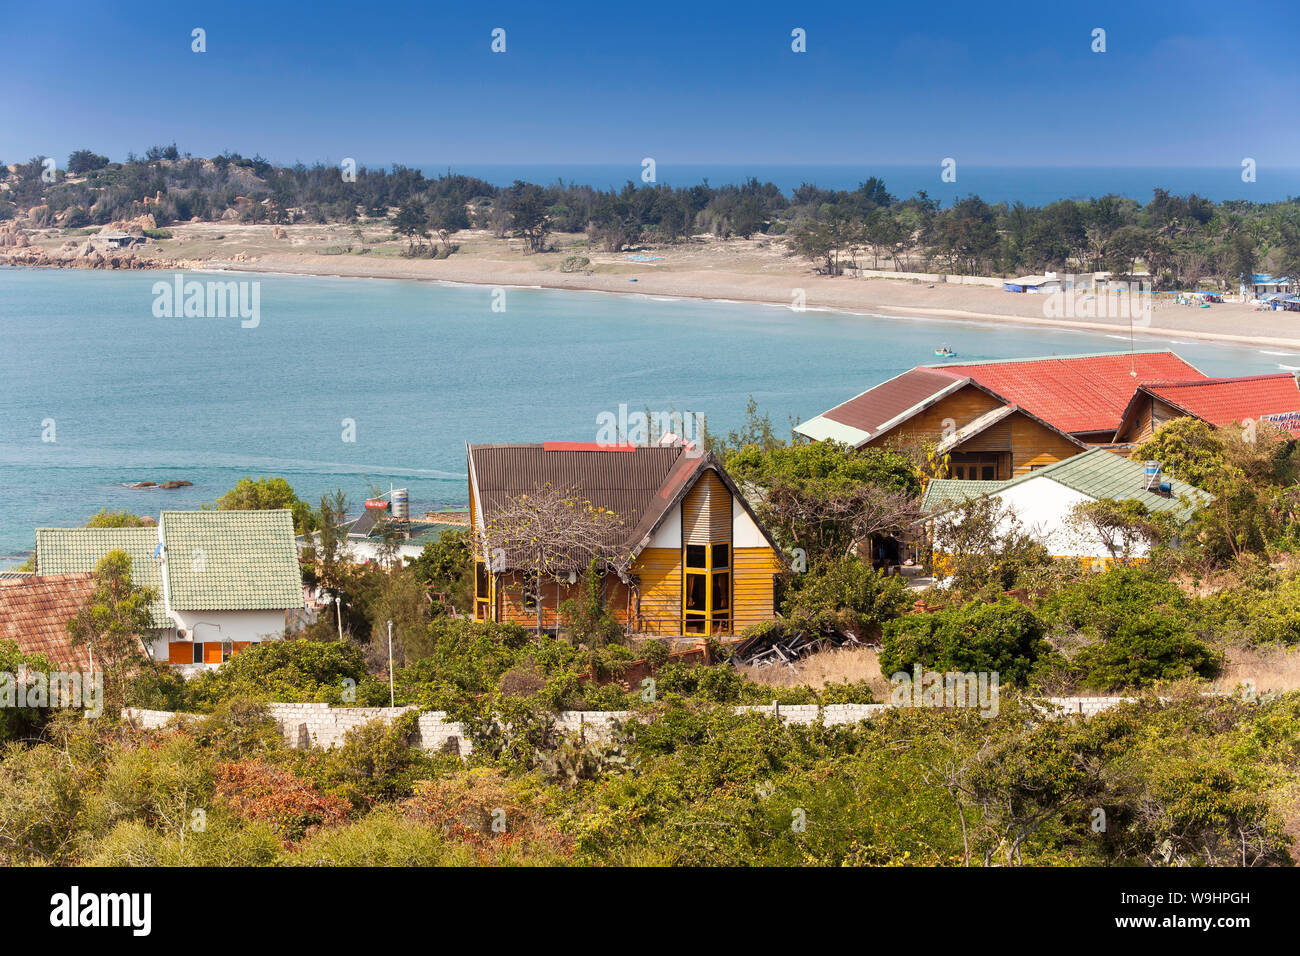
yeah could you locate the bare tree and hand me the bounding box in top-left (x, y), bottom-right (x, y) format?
top-left (479, 485), bottom-right (632, 633)
top-left (760, 480), bottom-right (923, 565)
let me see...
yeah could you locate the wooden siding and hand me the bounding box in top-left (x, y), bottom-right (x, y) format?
top-left (866, 386), bottom-right (1083, 475)
top-left (732, 547), bottom-right (781, 631)
top-left (866, 384), bottom-right (1004, 448)
top-left (635, 546), bottom-right (682, 634)
top-left (956, 419), bottom-right (1012, 452)
top-left (491, 571), bottom-right (636, 631)
top-left (1007, 413), bottom-right (1084, 474)
top-left (682, 471), bottom-right (731, 545)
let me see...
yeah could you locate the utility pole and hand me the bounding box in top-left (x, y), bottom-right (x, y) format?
top-left (335, 594), bottom-right (343, 641)
top-left (387, 619), bottom-right (395, 707)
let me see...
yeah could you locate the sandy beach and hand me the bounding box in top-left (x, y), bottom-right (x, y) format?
top-left (13, 221), bottom-right (1300, 351)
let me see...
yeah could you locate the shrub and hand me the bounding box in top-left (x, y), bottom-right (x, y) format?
top-left (307, 711), bottom-right (435, 807)
top-left (287, 811), bottom-right (451, 865)
top-left (215, 759), bottom-right (352, 844)
top-left (1072, 613), bottom-right (1220, 690)
top-left (880, 600), bottom-right (1049, 685)
top-left (182, 639), bottom-right (384, 709)
top-left (780, 557), bottom-right (910, 639)
top-left (181, 698), bottom-right (286, 759)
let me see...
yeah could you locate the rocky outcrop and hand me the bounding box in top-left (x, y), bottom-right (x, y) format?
top-left (100, 214), bottom-right (157, 235)
top-left (26, 205), bottom-right (53, 227)
top-left (0, 245), bottom-right (199, 271)
top-left (0, 222), bottom-right (30, 248)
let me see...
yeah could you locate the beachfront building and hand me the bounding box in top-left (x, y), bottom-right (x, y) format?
top-left (36, 510), bottom-right (304, 672)
top-left (798, 351), bottom-right (1212, 465)
top-left (1002, 272), bottom-right (1063, 293)
top-left (1113, 374), bottom-right (1300, 444)
top-left (467, 442), bottom-right (785, 637)
top-left (1242, 274), bottom-right (1294, 299)
top-left (920, 448), bottom-right (1210, 564)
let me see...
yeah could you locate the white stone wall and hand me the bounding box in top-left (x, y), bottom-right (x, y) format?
top-left (124, 695), bottom-right (1143, 756)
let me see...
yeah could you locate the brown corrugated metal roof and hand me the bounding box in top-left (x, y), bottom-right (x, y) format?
top-left (820, 367), bottom-right (967, 436)
top-left (0, 573), bottom-right (98, 671)
top-left (468, 444), bottom-right (711, 566)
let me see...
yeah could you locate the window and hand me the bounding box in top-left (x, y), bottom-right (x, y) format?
top-left (192, 642), bottom-right (204, 665)
top-left (522, 588), bottom-right (539, 612)
top-left (475, 561), bottom-right (491, 621)
top-left (221, 640), bottom-right (234, 662)
top-left (683, 541), bottom-right (731, 635)
top-left (949, 453), bottom-right (1006, 481)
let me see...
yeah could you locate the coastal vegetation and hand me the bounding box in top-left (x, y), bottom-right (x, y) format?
top-left (6, 148), bottom-right (1300, 287)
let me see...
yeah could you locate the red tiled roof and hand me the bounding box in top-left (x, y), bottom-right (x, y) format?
top-left (937, 351), bottom-right (1207, 434)
top-left (1142, 375), bottom-right (1300, 436)
top-left (0, 573), bottom-right (97, 671)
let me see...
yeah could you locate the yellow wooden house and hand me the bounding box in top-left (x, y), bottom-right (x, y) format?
top-left (467, 442), bottom-right (785, 637)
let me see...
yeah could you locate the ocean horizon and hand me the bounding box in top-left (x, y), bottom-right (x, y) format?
top-left (414, 164), bottom-right (1300, 207)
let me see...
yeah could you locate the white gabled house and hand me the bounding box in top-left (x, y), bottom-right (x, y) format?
top-left (920, 448), bottom-right (1211, 563)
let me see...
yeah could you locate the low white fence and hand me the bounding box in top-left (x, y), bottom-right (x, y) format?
top-left (124, 696), bottom-right (1141, 757)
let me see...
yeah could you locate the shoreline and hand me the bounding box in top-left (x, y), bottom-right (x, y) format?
top-left (8, 218), bottom-right (1300, 352)
top-left (193, 258), bottom-right (1300, 352)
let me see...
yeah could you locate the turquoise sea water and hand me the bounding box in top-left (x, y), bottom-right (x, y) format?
top-left (2, 266), bottom-right (1297, 564)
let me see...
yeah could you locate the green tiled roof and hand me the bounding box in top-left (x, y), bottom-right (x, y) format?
top-left (921, 479), bottom-right (1009, 513)
top-left (922, 449), bottom-right (1212, 517)
top-left (159, 510), bottom-right (304, 612)
top-left (35, 527), bottom-right (169, 626)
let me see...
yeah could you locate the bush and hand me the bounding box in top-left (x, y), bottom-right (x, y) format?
top-left (215, 759), bottom-right (352, 844)
top-left (780, 557), bottom-right (910, 639)
top-left (287, 811), bottom-right (451, 865)
top-left (181, 698), bottom-right (286, 759)
top-left (1072, 613), bottom-right (1220, 690)
top-left (558, 562), bottom-right (625, 648)
top-left (880, 600), bottom-right (1049, 685)
top-left (307, 711), bottom-right (436, 807)
top-left (182, 639), bottom-right (385, 710)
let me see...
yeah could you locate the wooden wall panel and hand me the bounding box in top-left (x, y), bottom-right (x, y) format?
top-left (867, 385), bottom-right (1004, 448)
top-left (732, 547), bottom-right (781, 632)
top-left (1007, 413), bottom-right (1085, 474)
top-left (635, 547), bottom-right (682, 635)
top-left (682, 471), bottom-right (732, 545)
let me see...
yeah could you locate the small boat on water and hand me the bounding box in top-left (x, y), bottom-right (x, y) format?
top-left (934, 346), bottom-right (955, 358)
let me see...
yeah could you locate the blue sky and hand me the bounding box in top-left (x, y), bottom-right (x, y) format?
top-left (3, 0), bottom-right (1297, 170)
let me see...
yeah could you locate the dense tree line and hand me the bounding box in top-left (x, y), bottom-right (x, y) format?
top-left (4, 146), bottom-right (1300, 286)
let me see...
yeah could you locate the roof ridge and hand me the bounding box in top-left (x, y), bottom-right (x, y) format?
top-left (929, 349), bottom-right (1177, 368)
top-left (1150, 373), bottom-right (1296, 387)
